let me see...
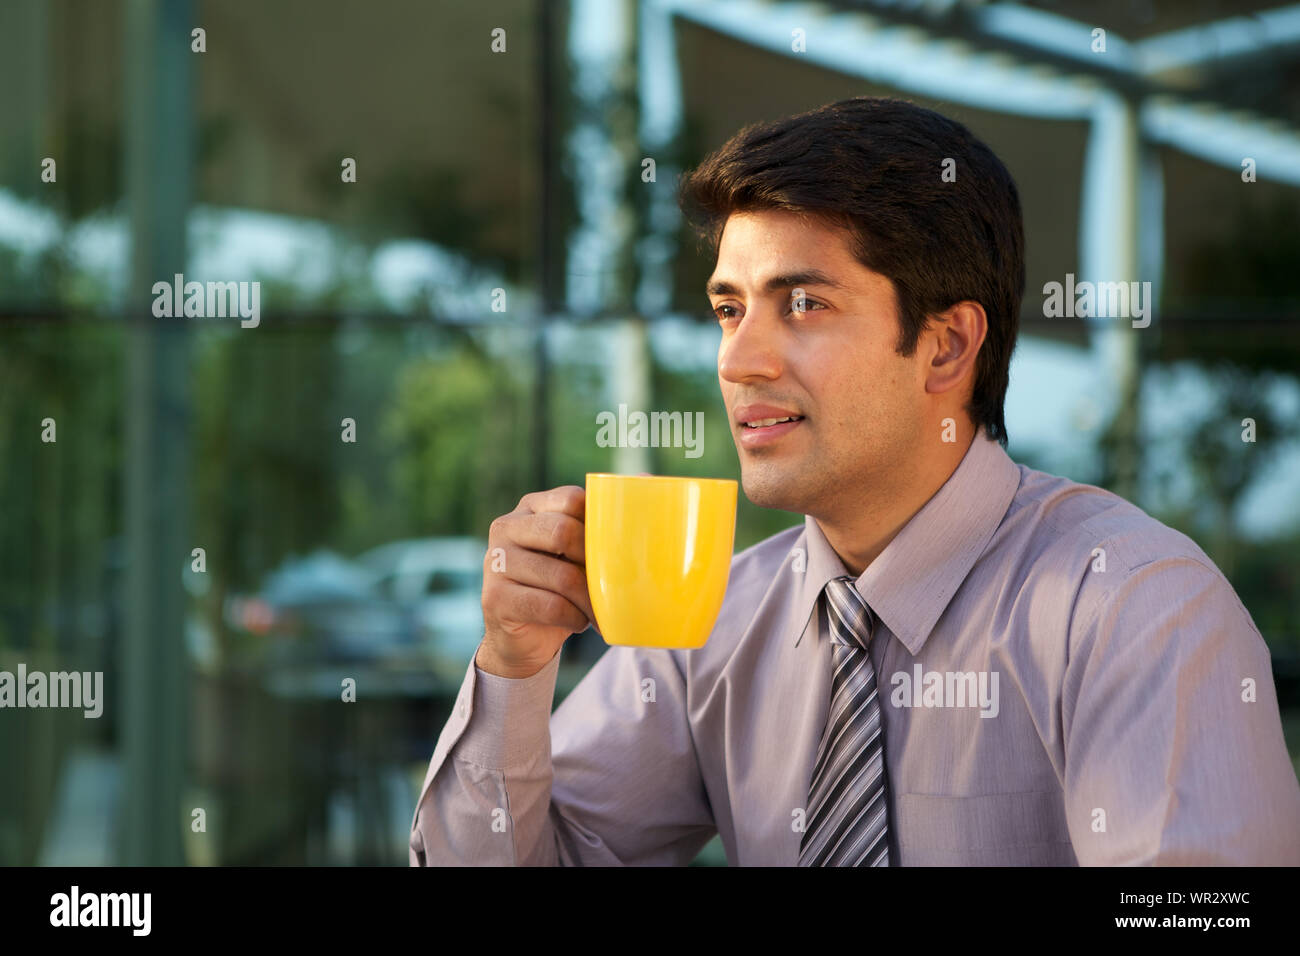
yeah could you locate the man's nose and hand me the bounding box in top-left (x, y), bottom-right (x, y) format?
top-left (718, 309), bottom-right (784, 383)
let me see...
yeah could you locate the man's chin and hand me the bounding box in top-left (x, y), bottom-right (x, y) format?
top-left (739, 466), bottom-right (807, 513)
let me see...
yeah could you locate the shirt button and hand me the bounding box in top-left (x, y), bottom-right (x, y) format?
top-left (458, 696), bottom-right (467, 718)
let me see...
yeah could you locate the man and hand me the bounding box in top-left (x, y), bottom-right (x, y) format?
top-left (408, 96), bottom-right (1300, 865)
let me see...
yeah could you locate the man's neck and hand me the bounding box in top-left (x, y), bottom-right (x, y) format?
top-left (815, 428), bottom-right (977, 577)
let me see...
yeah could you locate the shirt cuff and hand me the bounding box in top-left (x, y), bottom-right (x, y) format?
top-left (451, 647), bottom-right (562, 770)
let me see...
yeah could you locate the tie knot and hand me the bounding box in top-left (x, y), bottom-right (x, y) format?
top-left (822, 576), bottom-right (876, 650)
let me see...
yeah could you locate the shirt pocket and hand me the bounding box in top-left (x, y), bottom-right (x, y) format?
top-left (894, 790), bottom-right (1076, 866)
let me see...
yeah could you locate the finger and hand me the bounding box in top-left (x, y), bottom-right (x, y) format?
top-left (496, 511), bottom-right (586, 565)
top-left (496, 580), bottom-right (592, 637)
top-left (516, 485), bottom-right (585, 521)
top-left (498, 546), bottom-right (596, 625)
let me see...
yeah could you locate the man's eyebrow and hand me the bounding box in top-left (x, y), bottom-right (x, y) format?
top-left (705, 270), bottom-right (849, 296)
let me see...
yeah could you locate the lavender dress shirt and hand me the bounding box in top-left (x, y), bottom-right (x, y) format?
top-left (409, 429), bottom-right (1300, 865)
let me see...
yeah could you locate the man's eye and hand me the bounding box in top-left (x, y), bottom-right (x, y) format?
top-left (714, 304), bottom-right (740, 320)
top-left (789, 298), bottom-right (825, 314)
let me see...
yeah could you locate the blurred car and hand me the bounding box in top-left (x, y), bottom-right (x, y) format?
top-left (354, 537), bottom-right (487, 673)
top-left (224, 549), bottom-right (419, 664)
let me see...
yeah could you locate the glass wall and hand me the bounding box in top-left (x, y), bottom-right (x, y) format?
top-left (1, 0), bottom-right (1297, 866)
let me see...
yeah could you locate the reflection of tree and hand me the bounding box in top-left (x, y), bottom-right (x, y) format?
top-left (191, 319), bottom-right (341, 663)
top-left (1177, 366), bottom-right (1292, 581)
top-left (1234, 535), bottom-right (1300, 654)
top-left (1147, 196), bottom-right (1300, 642)
top-left (380, 343), bottom-right (527, 537)
top-left (0, 321), bottom-right (122, 664)
top-left (0, 319), bottom-right (124, 865)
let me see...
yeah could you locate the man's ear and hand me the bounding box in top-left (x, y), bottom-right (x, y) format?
top-left (924, 301), bottom-right (986, 397)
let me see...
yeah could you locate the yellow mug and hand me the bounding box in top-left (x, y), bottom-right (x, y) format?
top-left (585, 473), bottom-right (737, 649)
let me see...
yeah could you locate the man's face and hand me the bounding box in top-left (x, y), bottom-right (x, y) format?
top-left (709, 209), bottom-right (928, 517)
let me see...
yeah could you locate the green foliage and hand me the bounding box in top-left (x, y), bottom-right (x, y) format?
top-left (546, 349), bottom-right (615, 486)
top-left (191, 323), bottom-right (343, 593)
top-left (379, 340), bottom-right (527, 535)
top-left (0, 321), bottom-right (123, 654)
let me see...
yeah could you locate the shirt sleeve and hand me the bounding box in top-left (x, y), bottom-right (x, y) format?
top-left (408, 639), bottom-right (717, 866)
top-left (1061, 556), bottom-right (1300, 865)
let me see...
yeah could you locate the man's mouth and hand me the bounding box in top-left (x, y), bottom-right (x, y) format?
top-left (742, 415), bottom-right (804, 429)
top-left (734, 403), bottom-right (804, 428)
top-left (734, 404), bottom-right (806, 448)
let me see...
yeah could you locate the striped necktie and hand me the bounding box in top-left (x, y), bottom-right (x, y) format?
top-left (799, 575), bottom-right (892, 866)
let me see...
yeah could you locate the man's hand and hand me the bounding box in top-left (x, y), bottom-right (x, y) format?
top-left (476, 485), bottom-right (596, 679)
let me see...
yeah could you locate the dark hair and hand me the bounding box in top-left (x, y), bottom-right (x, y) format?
top-left (677, 96), bottom-right (1024, 447)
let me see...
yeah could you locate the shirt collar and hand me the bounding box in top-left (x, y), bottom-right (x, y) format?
top-left (788, 428), bottom-right (1022, 655)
